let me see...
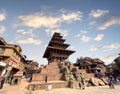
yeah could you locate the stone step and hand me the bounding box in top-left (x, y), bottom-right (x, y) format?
top-left (79, 69), bottom-right (86, 73)
top-left (40, 69), bottom-right (60, 74)
top-left (84, 73), bottom-right (94, 79)
top-left (32, 74), bottom-right (62, 81)
top-left (45, 66), bottom-right (60, 69)
top-left (28, 81), bottom-right (69, 90)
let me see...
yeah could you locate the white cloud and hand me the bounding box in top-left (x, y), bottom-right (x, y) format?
top-left (0, 25), bottom-right (5, 34)
top-left (98, 16), bottom-right (120, 30)
top-left (80, 30), bottom-right (87, 34)
top-left (16, 29), bottom-right (34, 37)
top-left (90, 43), bottom-right (120, 51)
top-left (45, 28), bottom-right (68, 37)
top-left (90, 45), bottom-right (103, 51)
top-left (0, 10), bottom-right (6, 21)
top-left (89, 9), bottom-right (109, 18)
top-left (101, 56), bottom-right (113, 64)
top-left (17, 38), bottom-right (42, 45)
top-left (75, 33), bottom-right (104, 42)
top-left (68, 46), bottom-right (75, 50)
top-left (29, 56), bottom-right (39, 63)
top-left (74, 30), bottom-right (87, 39)
top-left (74, 34), bottom-right (80, 39)
top-left (18, 14), bottom-right (61, 29)
top-left (100, 53), bottom-right (116, 64)
top-left (17, 29), bottom-right (27, 34)
top-left (61, 10), bottom-right (82, 23)
top-left (81, 35), bottom-right (90, 42)
top-left (104, 43), bottom-right (120, 50)
top-left (17, 9), bottom-right (82, 29)
top-left (94, 34), bottom-right (104, 41)
top-left (89, 21), bottom-right (96, 25)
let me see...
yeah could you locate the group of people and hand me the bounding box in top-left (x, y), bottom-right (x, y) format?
top-left (78, 73), bottom-right (85, 89)
top-left (0, 67), bottom-right (7, 89)
top-left (73, 72), bottom-right (85, 89)
top-left (106, 75), bottom-right (115, 89)
top-left (95, 70), bottom-right (116, 89)
top-left (0, 67), bottom-right (13, 89)
top-left (95, 70), bottom-right (103, 79)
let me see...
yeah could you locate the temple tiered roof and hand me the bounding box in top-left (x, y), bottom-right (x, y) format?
top-left (43, 32), bottom-right (75, 63)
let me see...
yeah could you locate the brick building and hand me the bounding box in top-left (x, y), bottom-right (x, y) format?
top-left (0, 37), bottom-right (26, 77)
top-left (74, 57), bottom-right (106, 78)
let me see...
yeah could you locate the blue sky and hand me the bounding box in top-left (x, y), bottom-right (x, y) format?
top-left (0, 0), bottom-right (120, 65)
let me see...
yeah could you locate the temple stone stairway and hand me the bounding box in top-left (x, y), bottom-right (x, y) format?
top-left (32, 61), bottom-right (62, 81)
top-left (30, 61), bottom-right (95, 90)
top-left (29, 61), bottom-right (68, 90)
top-left (28, 81), bottom-right (69, 90)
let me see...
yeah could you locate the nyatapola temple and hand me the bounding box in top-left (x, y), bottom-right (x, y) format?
top-left (29, 33), bottom-right (107, 90)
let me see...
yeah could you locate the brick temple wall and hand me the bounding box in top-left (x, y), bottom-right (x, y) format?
top-left (72, 66), bottom-right (95, 80)
top-left (32, 61), bottom-right (95, 82)
top-left (28, 81), bottom-right (69, 90)
top-left (32, 61), bottom-right (62, 81)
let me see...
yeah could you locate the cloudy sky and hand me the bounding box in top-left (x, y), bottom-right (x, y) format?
top-left (0, 0), bottom-right (120, 65)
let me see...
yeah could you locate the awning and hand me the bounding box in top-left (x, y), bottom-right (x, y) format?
top-left (89, 67), bottom-right (101, 70)
top-left (0, 61), bottom-right (6, 66)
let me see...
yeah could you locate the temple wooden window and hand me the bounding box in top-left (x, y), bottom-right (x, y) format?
top-left (12, 50), bottom-right (20, 60)
top-left (0, 48), bottom-right (5, 54)
top-left (83, 66), bottom-right (85, 69)
top-left (91, 70), bottom-right (94, 73)
top-left (79, 66), bottom-right (82, 69)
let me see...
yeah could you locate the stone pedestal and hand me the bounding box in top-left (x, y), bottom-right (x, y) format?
top-left (32, 61), bottom-right (62, 81)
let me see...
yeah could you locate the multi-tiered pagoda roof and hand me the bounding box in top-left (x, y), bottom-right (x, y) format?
top-left (43, 33), bottom-right (75, 63)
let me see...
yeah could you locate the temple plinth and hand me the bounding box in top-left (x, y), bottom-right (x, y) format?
top-left (31, 33), bottom-right (106, 90)
top-left (43, 33), bottom-right (75, 63)
top-left (31, 33), bottom-right (77, 90)
top-left (32, 33), bottom-right (75, 82)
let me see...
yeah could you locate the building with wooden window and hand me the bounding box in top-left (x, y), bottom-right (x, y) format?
top-left (0, 37), bottom-right (39, 85)
top-left (74, 57), bottom-right (106, 78)
top-left (0, 37), bottom-right (26, 80)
